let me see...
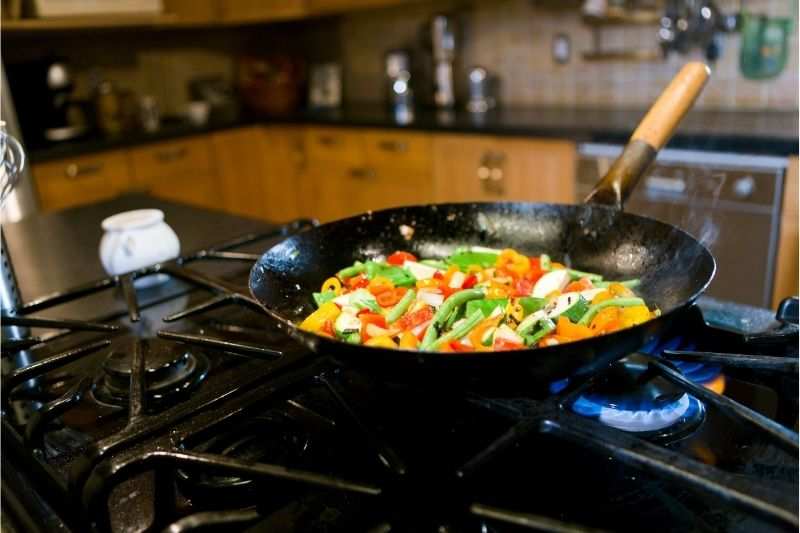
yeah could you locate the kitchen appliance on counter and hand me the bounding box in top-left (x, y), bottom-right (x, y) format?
top-left (237, 55), bottom-right (304, 117)
top-left (430, 14), bottom-right (456, 109)
top-left (1, 197), bottom-right (797, 532)
top-left (309, 63), bottom-right (342, 110)
top-left (6, 58), bottom-right (89, 144)
top-left (466, 66), bottom-right (497, 113)
top-left (384, 50), bottom-right (414, 112)
top-left (577, 143), bottom-right (788, 308)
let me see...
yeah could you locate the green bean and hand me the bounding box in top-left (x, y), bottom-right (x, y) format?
top-left (420, 259), bottom-right (448, 270)
top-left (524, 318), bottom-right (556, 346)
top-left (577, 297), bottom-right (645, 326)
top-left (444, 303), bottom-right (465, 331)
top-left (386, 289), bottom-right (416, 323)
top-left (431, 310), bottom-right (485, 350)
top-left (337, 261), bottom-right (365, 279)
top-left (566, 268), bottom-right (603, 282)
top-left (539, 254), bottom-right (551, 270)
top-left (592, 279), bottom-right (641, 289)
top-left (420, 288), bottom-right (485, 349)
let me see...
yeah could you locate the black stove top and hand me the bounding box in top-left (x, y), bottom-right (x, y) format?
top-left (2, 221), bottom-right (798, 533)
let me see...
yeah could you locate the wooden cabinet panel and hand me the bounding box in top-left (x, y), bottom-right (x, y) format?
top-left (307, 0), bottom-right (419, 14)
top-left (305, 127), bottom-right (365, 166)
top-left (213, 126), bottom-right (305, 222)
top-left (218, 0), bottom-right (306, 22)
top-left (363, 130), bottom-right (432, 177)
top-left (773, 156), bottom-right (798, 306)
top-left (33, 151), bottom-right (132, 212)
top-left (130, 136), bottom-right (219, 209)
top-left (433, 135), bottom-right (575, 204)
top-left (163, 0), bottom-right (218, 23)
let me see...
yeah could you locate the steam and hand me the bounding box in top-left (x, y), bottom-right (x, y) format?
top-left (681, 169), bottom-right (725, 249)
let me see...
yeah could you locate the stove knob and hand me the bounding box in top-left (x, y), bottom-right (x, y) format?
top-left (733, 176), bottom-right (755, 198)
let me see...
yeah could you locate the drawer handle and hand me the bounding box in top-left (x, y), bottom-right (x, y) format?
top-left (349, 168), bottom-right (376, 179)
top-left (154, 147), bottom-right (188, 162)
top-left (65, 163), bottom-right (102, 179)
top-left (318, 135), bottom-right (340, 147)
top-left (377, 140), bottom-right (408, 153)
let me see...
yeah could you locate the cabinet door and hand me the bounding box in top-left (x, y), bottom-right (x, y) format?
top-left (773, 156), bottom-right (798, 306)
top-left (433, 135), bottom-right (576, 204)
top-left (308, 0), bottom-right (418, 14)
top-left (33, 150), bottom-right (132, 212)
top-left (130, 136), bottom-right (219, 209)
top-left (217, 0), bottom-right (306, 22)
top-left (213, 126), bottom-right (304, 222)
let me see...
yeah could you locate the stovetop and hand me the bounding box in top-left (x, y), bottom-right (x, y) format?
top-left (2, 220), bottom-right (798, 533)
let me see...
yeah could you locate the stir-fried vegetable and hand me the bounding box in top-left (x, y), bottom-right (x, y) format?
top-left (298, 247), bottom-right (658, 351)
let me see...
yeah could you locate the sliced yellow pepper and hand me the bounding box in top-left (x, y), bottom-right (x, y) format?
top-left (300, 302), bottom-right (341, 332)
top-left (496, 249), bottom-right (530, 277)
top-left (556, 316), bottom-right (594, 340)
top-left (416, 278), bottom-right (439, 289)
top-left (619, 305), bottom-right (652, 328)
top-left (608, 282), bottom-right (634, 298)
top-left (321, 277), bottom-right (343, 295)
top-left (399, 331), bottom-right (419, 349)
top-left (364, 335), bottom-right (398, 348)
top-left (591, 290), bottom-right (613, 304)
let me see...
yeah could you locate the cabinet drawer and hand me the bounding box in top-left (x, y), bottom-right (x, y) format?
top-left (364, 130), bottom-right (431, 176)
top-left (34, 151), bottom-right (132, 211)
top-left (305, 127), bottom-right (364, 166)
top-left (130, 137), bottom-right (214, 182)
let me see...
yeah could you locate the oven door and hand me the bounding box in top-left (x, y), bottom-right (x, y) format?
top-left (577, 144), bottom-right (786, 308)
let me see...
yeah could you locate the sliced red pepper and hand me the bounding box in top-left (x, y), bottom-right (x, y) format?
top-left (450, 340), bottom-right (475, 352)
top-left (394, 307), bottom-right (434, 332)
top-left (360, 313), bottom-right (388, 342)
top-left (347, 275), bottom-right (369, 289)
top-left (462, 274), bottom-right (478, 289)
top-left (433, 271), bottom-right (444, 280)
top-left (320, 319), bottom-right (335, 337)
top-left (493, 338), bottom-right (524, 351)
top-left (564, 277), bottom-right (594, 293)
top-left (376, 287), bottom-right (407, 307)
top-left (512, 278), bottom-right (533, 297)
top-left (387, 251), bottom-right (417, 266)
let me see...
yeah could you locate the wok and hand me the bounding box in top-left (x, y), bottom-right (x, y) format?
top-left (250, 63), bottom-right (716, 381)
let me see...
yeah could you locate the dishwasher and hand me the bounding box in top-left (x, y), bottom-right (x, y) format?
top-left (577, 144), bottom-right (788, 308)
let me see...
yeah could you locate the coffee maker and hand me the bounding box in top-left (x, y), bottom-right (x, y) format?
top-left (7, 57), bottom-right (88, 144)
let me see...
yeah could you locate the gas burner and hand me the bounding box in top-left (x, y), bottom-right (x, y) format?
top-left (570, 353), bottom-right (706, 442)
top-left (92, 338), bottom-right (210, 409)
top-left (176, 412), bottom-right (316, 508)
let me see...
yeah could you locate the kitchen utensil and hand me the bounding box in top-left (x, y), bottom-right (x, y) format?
top-left (237, 55), bottom-right (304, 117)
top-left (309, 63), bottom-right (342, 109)
top-left (740, 12), bottom-right (792, 79)
top-left (385, 50), bottom-right (414, 111)
top-left (188, 76), bottom-right (240, 122)
top-left (250, 63), bottom-right (713, 381)
top-left (430, 14), bottom-right (456, 108)
top-left (139, 95), bottom-right (161, 133)
top-left (99, 209), bottom-right (179, 289)
top-left (186, 101), bottom-right (211, 127)
top-left (94, 79), bottom-right (123, 137)
top-left (466, 66), bottom-right (496, 113)
top-left (0, 121), bottom-right (25, 206)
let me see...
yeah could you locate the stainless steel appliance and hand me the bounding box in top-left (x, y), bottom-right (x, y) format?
top-left (384, 50), bottom-right (414, 110)
top-left (577, 143), bottom-right (788, 307)
top-left (430, 14), bottom-right (456, 108)
top-left (466, 66), bottom-right (496, 113)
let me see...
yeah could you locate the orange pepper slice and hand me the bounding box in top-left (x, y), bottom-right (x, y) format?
top-left (496, 249), bottom-right (531, 278)
top-left (555, 316), bottom-right (594, 340)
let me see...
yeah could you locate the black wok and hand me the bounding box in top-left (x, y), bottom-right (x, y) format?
top-left (250, 63), bottom-right (715, 381)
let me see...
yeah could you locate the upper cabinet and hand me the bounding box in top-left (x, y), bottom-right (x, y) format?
top-left (216, 0), bottom-right (307, 23)
top-left (432, 135), bottom-right (576, 204)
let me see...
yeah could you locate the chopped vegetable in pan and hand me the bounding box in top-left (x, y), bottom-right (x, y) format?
top-left (299, 248), bottom-right (659, 351)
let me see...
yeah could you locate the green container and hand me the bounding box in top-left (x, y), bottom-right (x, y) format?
top-left (740, 12), bottom-right (793, 80)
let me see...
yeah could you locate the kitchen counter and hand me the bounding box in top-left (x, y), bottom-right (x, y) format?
top-left (27, 105), bottom-right (798, 163)
top-left (2, 194), bottom-right (272, 320)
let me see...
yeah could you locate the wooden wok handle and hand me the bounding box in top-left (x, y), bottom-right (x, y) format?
top-left (585, 62), bottom-right (710, 209)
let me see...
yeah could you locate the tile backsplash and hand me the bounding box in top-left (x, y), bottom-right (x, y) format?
top-left (337, 0), bottom-right (798, 110)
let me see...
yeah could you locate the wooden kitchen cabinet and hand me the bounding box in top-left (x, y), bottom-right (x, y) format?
top-left (33, 150), bottom-right (133, 212)
top-left (432, 135), bottom-right (576, 204)
top-left (212, 126), bottom-right (305, 222)
top-left (129, 136), bottom-right (219, 209)
top-left (303, 127), bottom-right (435, 222)
top-left (217, 0), bottom-right (306, 22)
top-left (772, 156), bottom-right (799, 307)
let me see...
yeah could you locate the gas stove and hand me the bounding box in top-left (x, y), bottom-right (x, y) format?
top-left (2, 219), bottom-right (798, 533)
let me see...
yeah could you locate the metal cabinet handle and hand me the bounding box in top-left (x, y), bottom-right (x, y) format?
top-left (377, 140), bottom-right (408, 153)
top-left (349, 167), bottom-right (376, 179)
top-left (65, 163), bottom-right (102, 179)
top-left (154, 146), bottom-right (188, 162)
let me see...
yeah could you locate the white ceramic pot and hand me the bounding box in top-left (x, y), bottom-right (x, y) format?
top-left (99, 209), bottom-right (180, 288)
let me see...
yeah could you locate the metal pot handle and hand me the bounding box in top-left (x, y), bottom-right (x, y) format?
top-left (584, 62), bottom-right (710, 209)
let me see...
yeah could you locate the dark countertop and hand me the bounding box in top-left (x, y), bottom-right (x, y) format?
top-left (3, 194), bottom-right (272, 320)
top-left (27, 105), bottom-right (798, 163)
